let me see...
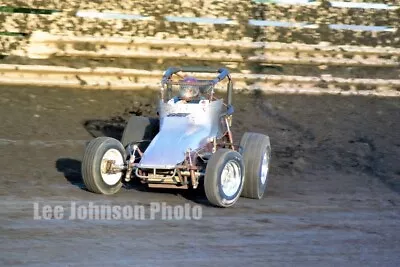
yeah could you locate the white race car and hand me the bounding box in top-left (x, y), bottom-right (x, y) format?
top-left (82, 67), bottom-right (271, 208)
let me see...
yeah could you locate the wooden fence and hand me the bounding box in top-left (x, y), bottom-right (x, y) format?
top-left (0, 0), bottom-right (399, 95)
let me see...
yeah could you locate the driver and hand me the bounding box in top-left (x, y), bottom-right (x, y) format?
top-left (168, 76), bottom-right (202, 104)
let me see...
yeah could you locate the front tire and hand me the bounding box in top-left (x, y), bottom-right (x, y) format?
top-left (239, 132), bottom-right (271, 199)
top-left (82, 137), bottom-right (126, 195)
top-left (204, 149), bottom-right (245, 208)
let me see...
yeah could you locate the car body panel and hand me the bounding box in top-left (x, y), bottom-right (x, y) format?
top-left (137, 99), bottom-right (223, 169)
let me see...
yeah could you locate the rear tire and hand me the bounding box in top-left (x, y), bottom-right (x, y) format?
top-left (204, 149), bottom-right (245, 208)
top-left (239, 132), bottom-right (271, 199)
top-left (121, 116), bottom-right (159, 150)
top-left (82, 137), bottom-right (126, 195)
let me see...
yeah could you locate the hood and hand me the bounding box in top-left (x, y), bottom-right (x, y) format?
top-left (137, 99), bottom-right (223, 169)
top-left (137, 116), bottom-right (211, 169)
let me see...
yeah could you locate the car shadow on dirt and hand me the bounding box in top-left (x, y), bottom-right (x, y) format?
top-left (56, 158), bottom-right (86, 189)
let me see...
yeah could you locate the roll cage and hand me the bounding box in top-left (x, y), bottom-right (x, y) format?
top-left (160, 67), bottom-right (234, 106)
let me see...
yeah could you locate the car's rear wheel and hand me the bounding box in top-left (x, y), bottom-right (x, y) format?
top-left (204, 149), bottom-right (245, 208)
top-left (239, 132), bottom-right (271, 199)
top-left (82, 137), bottom-right (126, 195)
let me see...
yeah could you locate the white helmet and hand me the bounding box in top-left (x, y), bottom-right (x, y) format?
top-left (179, 76), bottom-right (200, 101)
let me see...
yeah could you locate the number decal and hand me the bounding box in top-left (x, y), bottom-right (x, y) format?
top-left (167, 113), bottom-right (190, 117)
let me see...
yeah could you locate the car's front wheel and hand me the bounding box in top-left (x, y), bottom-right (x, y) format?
top-left (82, 137), bottom-right (126, 195)
top-left (204, 149), bottom-right (245, 208)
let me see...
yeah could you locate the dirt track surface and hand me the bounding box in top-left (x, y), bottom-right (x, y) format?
top-left (0, 85), bottom-right (399, 266)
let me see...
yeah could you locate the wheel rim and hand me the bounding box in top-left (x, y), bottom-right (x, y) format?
top-left (100, 148), bottom-right (124, 185)
top-left (260, 150), bottom-right (270, 185)
top-left (221, 160), bottom-right (242, 197)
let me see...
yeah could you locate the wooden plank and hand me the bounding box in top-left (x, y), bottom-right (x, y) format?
top-left (23, 45), bottom-right (398, 67)
top-left (0, 64), bottom-right (399, 96)
top-left (25, 34), bottom-right (400, 55)
top-left (21, 33), bottom-right (399, 66)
